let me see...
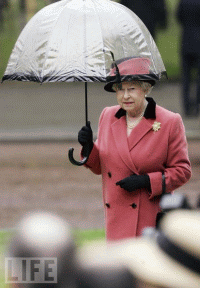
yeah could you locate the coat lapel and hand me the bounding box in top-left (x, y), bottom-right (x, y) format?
top-left (111, 116), bottom-right (139, 174)
top-left (127, 117), bottom-right (154, 151)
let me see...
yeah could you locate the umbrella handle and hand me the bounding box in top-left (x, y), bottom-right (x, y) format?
top-left (68, 147), bottom-right (89, 166)
top-left (68, 82), bottom-right (89, 166)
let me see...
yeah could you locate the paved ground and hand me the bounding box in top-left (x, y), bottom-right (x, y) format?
top-left (0, 81), bottom-right (199, 230)
top-left (0, 141), bottom-right (104, 230)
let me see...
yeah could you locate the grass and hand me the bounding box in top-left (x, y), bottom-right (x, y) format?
top-left (1, 0), bottom-right (182, 80)
top-left (0, 229), bottom-right (15, 288)
top-left (73, 228), bottom-right (105, 246)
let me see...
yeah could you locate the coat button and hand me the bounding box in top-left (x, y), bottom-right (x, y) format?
top-left (108, 172), bottom-right (112, 178)
top-left (131, 203), bottom-right (137, 209)
top-left (105, 203), bottom-right (110, 208)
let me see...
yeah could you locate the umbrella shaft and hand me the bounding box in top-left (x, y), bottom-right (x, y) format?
top-left (85, 82), bottom-right (88, 125)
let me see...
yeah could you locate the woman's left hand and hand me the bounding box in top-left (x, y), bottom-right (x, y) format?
top-left (116, 174), bottom-right (151, 192)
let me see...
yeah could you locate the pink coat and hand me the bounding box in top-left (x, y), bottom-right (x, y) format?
top-left (84, 98), bottom-right (191, 241)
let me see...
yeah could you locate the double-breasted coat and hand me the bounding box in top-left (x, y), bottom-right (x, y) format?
top-left (84, 97), bottom-right (191, 241)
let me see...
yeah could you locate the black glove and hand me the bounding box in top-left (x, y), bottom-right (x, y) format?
top-left (116, 174), bottom-right (151, 192)
top-left (78, 121), bottom-right (93, 157)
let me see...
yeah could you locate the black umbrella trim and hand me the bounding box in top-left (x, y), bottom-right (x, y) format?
top-left (2, 71), bottom-right (167, 84)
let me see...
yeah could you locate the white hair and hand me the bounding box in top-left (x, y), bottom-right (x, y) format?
top-left (140, 81), bottom-right (153, 96)
top-left (113, 81), bottom-right (153, 95)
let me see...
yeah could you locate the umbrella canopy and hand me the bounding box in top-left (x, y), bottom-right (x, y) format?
top-left (2, 0), bottom-right (166, 83)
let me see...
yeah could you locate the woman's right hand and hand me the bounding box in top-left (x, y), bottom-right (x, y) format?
top-left (78, 121), bottom-right (93, 156)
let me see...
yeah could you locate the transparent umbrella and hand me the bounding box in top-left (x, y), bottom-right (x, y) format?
top-left (2, 0), bottom-right (166, 165)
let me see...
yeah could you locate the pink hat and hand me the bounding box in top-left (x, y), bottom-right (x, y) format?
top-left (110, 57), bottom-right (151, 76)
top-left (104, 57), bottom-right (157, 92)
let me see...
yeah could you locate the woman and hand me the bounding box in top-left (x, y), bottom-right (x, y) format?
top-left (78, 57), bottom-right (191, 242)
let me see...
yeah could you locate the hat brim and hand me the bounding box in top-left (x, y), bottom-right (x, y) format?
top-left (104, 74), bottom-right (158, 92)
top-left (77, 237), bottom-right (200, 288)
top-left (114, 237), bottom-right (200, 288)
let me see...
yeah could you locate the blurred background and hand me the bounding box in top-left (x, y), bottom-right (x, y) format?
top-left (0, 0), bottom-right (200, 285)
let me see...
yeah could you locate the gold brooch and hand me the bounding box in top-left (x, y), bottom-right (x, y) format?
top-left (152, 121), bottom-right (161, 132)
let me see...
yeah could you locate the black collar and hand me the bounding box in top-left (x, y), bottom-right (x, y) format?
top-left (115, 97), bottom-right (156, 119)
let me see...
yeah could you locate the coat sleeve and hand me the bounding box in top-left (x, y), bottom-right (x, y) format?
top-left (82, 107), bottom-right (107, 175)
top-left (148, 113), bottom-right (191, 200)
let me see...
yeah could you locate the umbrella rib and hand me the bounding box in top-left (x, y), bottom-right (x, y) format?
top-left (40, 1), bottom-right (73, 81)
top-left (92, 0), bottom-right (107, 78)
top-left (111, 1), bottom-right (126, 57)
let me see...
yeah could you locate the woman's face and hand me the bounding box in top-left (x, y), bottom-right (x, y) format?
top-left (114, 81), bottom-right (146, 117)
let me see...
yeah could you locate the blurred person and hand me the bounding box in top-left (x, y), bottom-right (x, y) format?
top-left (0, 0), bottom-right (9, 31)
top-left (18, 0), bottom-right (26, 29)
top-left (6, 212), bottom-right (137, 288)
top-left (78, 56), bottom-right (191, 242)
top-left (19, 0), bottom-right (25, 11)
top-left (119, 0), bottom-right (168, 40)
top-left (6, 212), bottom-right (78, 288)
top-left (43, 0), bottom-right (60, 4)
top-left (113, 209), bottom-right (200, 288)
top-left (16, 0), bottom-right (37, 28)
top-left (26, 0), bottom-right (37, 21)
top-left (176, 0), bottom-right (200, 117)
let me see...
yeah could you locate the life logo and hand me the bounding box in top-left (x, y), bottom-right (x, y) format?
top-left (5, 257), bottom-right (57, 284)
